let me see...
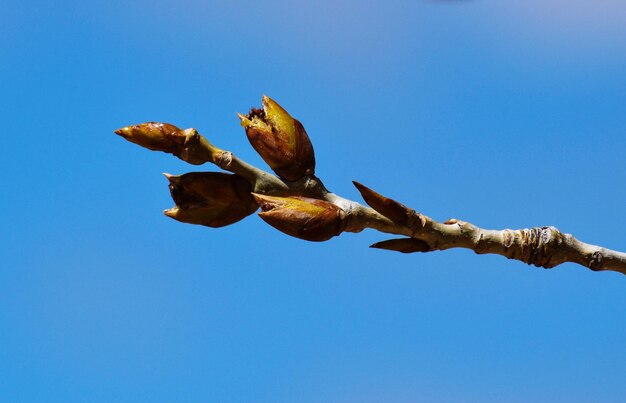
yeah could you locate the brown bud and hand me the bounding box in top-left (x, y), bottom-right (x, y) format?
top-left (252, 194), bottom-right (345, 242)
top-left (238, 96), bottom-right (315, 181)
top-left (115, 122), bottom-right (184, 153)
top-left (370, 238), bottom-right (432, 253)
top-left (352, 181), bottom-right (414, 227)
top-left (115, 123), bottom-right (222, 165)
top-left (163, 172), bottom-right (257, 228)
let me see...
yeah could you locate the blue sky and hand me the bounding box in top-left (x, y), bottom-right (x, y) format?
top-left (1, 1), bottom-right (625, 401)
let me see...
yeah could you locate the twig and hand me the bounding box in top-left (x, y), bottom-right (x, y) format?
top-left (114, 97), bottom-right (625, 276)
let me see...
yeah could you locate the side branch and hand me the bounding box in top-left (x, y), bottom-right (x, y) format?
top-left (213, 150), bottom-right (289, 194)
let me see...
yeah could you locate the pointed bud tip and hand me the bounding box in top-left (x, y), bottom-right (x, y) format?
top-left (352, 181), bottom-right (376, 202)
top-left (114, 127), bottom-right (130, 137)
top-left (163, 173), bottom-right (178, 184)
top-left (163, 208), bottom-right (178, 218)
top-left (261, 95), bottom-right (282, 114)
top-left (237, 112), bottom-right (251, 127)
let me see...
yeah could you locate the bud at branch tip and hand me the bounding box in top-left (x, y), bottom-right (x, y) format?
top-left (240, 96), bottom-right (315, 181)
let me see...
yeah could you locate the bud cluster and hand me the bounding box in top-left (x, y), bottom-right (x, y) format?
top-left (115, 96), bottom-right (347, 243)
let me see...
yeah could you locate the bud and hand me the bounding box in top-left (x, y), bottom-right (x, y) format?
top-left (115, 122), bottom-right (183, 153)
top-left (352, 181), bottom-right (413, 227)
top-left (115, 123), bottom-right (222, 165)
top-left (252, 194), bottom-right (345, 242)
top-left (370, 238), bottom-right (431, 253)
top-left (238, 96), bottom-right (315, 181)
top-left (163, 172), bottom-right (257, 228)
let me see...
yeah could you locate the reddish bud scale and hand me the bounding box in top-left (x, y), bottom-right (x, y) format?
top-left (253, 194), bottom-right (345, 242)
top-left (115, 123), bottom-right (221, 165)
top-left (370, 238), bottom-right (432, 253)
top-left (115, 122), bottom-right (185, 153)
top-left (164, 172), bottom-right (258, 228)
top-left (352, 181), bottom-right (414, 227)
top-left (239, 96), bottom-right (315, 182)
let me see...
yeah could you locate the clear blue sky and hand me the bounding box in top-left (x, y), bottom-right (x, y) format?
top-left (2, 1), bottom-right (625, 401)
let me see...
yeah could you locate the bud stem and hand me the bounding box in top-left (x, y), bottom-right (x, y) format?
top-left (212, 151), bottom-right (289, 194)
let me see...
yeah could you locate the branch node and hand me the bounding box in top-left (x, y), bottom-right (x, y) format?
top-left (516, 226), bottom-right (561, 269)
top-left (408, 212), bottom-right (427, 236)
top-left (215, 150), bottom-right (233, 169)
top-left (590, 251), bottom-right (604, 271)
top-left (503, 230), bottom-right (514, 249)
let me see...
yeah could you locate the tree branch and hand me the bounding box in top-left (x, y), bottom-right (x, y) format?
top-left (350, 182), bottom-right (626, 275)
top-left (114, 97), bottom-right (625, 277)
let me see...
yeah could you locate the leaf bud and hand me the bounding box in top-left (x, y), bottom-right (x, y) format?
top-left (252, 194), bottom-right (345, 242)
top-left (370, 238), bottom-right (432, 253)
top-left (239, 96), bottom-right (315, 181)
top-left (352, 181), bottom-right (414, 227)
top-left (115, 123), bottom-right (222, 165)
top-left (163, 172), bottom-right (257, 228)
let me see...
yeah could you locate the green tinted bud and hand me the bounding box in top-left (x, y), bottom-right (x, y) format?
top-left (252, 194), bottom-right (345, 242)
top-left (115, 123), bottom-right (222, 165)
top-left (164, 172), bottom-right (257, 228)
top-left (239, 96), bottom-right (315, 181)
